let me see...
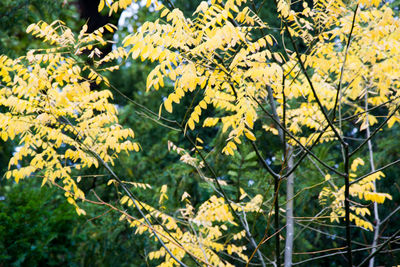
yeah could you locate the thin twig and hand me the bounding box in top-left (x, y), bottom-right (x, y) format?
top-left (357, 228), bottom-right (400, 267)
top-left (350, 104), bottom-right (400, 157)
top-left (350, 158), bottom-right (400, 186)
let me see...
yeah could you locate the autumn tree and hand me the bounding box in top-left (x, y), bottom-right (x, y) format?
top-left (1, 0), bottom-right (400, 266)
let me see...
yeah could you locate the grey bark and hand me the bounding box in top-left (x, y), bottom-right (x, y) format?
top-left (366, 93), bottom-right (380, 267)
top-left (284, 146), bottom-right (294, 267)
top-left (266, 83), bottom-right (295, 267)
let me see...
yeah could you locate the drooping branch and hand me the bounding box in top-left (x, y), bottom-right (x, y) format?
top-left (56, 115), bottom-right (197, 267)
top-left (183, 131), bottom-right (267, 267)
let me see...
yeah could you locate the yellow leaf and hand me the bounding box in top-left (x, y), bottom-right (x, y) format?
top-left (160, 184), bottom-right (168, 193)
top-left (98, 0), bottom-right (105, 12)
top-left (228, 141), bottom-right (237, 150)
top-left (325, 174), bottom-right (331, 181)
top-left (1, 132), bottom-right (7, 141)
top-left (245, 113), bottom-right (254, 128)
top-left (170, 93), bottom-right (180, 104)
top-left (181, 191), bottom-right (191, 201)
top-left (188, 119), bottom-right (195, 130)
top-left (199, 100), bottom-right (207, 109)
top-left (224, 146), bottom-right (234, 155)
top-left (351, 158), bottom-right (364, 172)
top-left (77, 209), bottom-right (86, 216)
top-left (120, 195), bottom-right (130, 205)
top-left (155, 3), bottom-right (164, 11)
top-left (160, 8), bottom-right (169, 18)
top-left (245, 131), bottom-right (256, 141)
top-left (239, 188), bottom-right (247, 200)
top-left (105, 25), bottom-right (114, 33)
top-left (273, 53), bottom-right (283, 63)
top-left (133, 143), bottom-right (140, 152)
top-left (164, 99), bottom-right (173, 113)
top-left (266, 35), bottom-right (273, 46)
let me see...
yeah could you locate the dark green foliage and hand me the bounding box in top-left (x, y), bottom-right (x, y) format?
top-left (0, 178), bottom-right (159, 267)
top-left (0, 0), bottom-right (80, 58)
top-left (0, 179), bottom-right (83, 266)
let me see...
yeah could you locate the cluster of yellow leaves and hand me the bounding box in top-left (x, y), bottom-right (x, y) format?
top-left (110, 138), bottom-right (263, 266)
top-left (0, 21), bottom-right (137, 215)
top-left (167, 140), bottom-right (205, 168)
top-left (319, 158), bottom-right (392, 231)
top-left (357, 0), bottom-right (381, 7)
top-left (1, 1), bottom-right (398, 265)
top-left (283, 0), bottom-right (344, 42)
top-left (107, 179), bottom-right (151, 189)
top-left (118, 187), bottom-right (263, 267)
top-left (116, 0), bottom-right (399, 236)
top-left (98, 0), bottom-right (158, 15)
top-left (258, 0), bottom-right (400, 150)
top-left (121, 0), bottom-right (280, 155)
top-left (284, 1), bottom-right (400, 135)
top-left (283, 1), bottom-right (399, 230)
top-left (120, 0), bottom-right (398, 155)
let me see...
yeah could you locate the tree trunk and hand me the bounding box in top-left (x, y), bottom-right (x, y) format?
top-left (284, 146), bottom-right (294, 267)
top-left (366, 93), bottom-right (380, 267)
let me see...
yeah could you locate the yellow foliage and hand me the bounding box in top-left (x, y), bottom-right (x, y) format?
top-left (0, 21), bottom-right (137, 215)
top-left (319, 167), bottom-right (392, 231)
top-left (1, 0), bottom-right (399, 265)
top-left (123, 193), bottom-right (261, 266)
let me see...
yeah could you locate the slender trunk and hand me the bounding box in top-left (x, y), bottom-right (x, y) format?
top-left (274, 174), bottom-right (281, 267)
top-left (284, 146), bottom-right (294, 267)
top-left (344, 143), bottom-right (352, 266)
top-left (266, 84), bottom-right (284, 266)
top-left (265, 71), bottom-right (294, 266)
top-left (366, 94), bottom-right (380, 267)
